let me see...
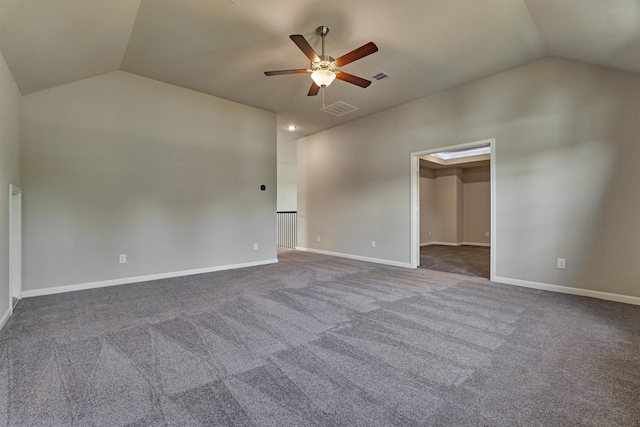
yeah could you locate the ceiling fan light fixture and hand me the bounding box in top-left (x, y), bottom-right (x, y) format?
top-left (311, 69), bottom-right (336, 87)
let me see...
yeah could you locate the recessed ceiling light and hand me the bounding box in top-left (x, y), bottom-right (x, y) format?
top-left (287, 125), bottom-right (296, 131)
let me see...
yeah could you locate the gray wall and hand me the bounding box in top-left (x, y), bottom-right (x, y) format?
top-left (277, 131), bottom-right (297, 212)
top-left (463, 166), bottom-right (491, 245)
top-left (21, 71), bottom-right (276, 292)
top-left (433, 168), bottom-right (463, 244)
top-left (298, 57), bottom-right (640, 297)
top-left (419, 168), bottom-right (435, 244)
top-left (421, 166), bottom-right (490, 246)
top-left (0, 51), bottom-right (21, 319)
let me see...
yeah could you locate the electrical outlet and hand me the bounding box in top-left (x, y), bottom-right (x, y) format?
top-left (253, 243), bottom-right (258, 251)
top-left (119, 254), bottom-right (126, 264)
top-left (371, 241), bottom-right (376, 248)
top-left (317, 236), bottom-right (321, 242)
top-left (485, 232), bottom-right (489, 237)
top-left (557, 258), bottom-right (566, 269)
top-left (428, 231), bottom-right (432, 236)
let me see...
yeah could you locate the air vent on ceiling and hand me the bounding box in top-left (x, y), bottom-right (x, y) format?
top-left (372, 72), bottom-right (393, 82)
top-left (322, 101), bottom-right (360, 116)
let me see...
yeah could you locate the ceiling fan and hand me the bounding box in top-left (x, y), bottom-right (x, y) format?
top-left (264, 26), bottom-right (378, 97)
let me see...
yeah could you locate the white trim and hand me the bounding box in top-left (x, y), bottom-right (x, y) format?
top-left (410, 138), bottom-right (496, 278)
top-left (426, 242), bottom-right (463, 247)
top-left (489, 142), bottom-right (497, 282)
top-left (21, 259), bottom-right (279, 298)
top-left (463, 242), bottom-right (491, 247)
top-left (0, 307), bottom-right (11, 331)
top-left (494, 276), bottom-right (640, 306)
top-left (295, 247), bottom-right (412, 268)
top-left (9, 184), bottom-right (22, 309)
top-left (410, 153), bottom-right (420, 268)
top-left (420, 241), bottom-right (491, 247)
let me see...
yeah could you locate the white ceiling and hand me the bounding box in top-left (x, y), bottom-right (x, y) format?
top-left (1, 0), bottom-right (639, 137)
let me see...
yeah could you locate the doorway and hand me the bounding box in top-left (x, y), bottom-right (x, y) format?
top-left (9, 184), bottom-right (21, 310)
top-left (410, 139), bottom-right (496, 281)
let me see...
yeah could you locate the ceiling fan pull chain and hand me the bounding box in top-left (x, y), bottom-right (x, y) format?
top-left (322, 86), bottom-right (325, 111)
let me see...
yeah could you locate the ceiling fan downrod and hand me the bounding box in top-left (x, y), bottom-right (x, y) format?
top-left (317, 26), bottom-right (329, 60)
top-left (317, 25), bottom-right (332, 110)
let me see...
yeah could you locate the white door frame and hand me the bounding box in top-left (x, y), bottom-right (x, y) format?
top-left (9, 184), bottom-right (22, 311)
top-left (410, 138), bottom-right (496, 281)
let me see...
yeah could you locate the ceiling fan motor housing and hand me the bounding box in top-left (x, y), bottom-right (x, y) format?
top-left (311, 56), bottom-right (337, 72)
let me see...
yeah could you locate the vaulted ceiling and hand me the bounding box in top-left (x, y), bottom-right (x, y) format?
top-left (1, 0), bottom-right (638, 137)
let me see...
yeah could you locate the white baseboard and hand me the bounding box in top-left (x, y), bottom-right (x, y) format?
top-left (0, 306), bottom-right (11, 331)
top-left (421, 241), bottom-right (490, 247)
top-left (463, 242), bottom-right (491, 247)
top-left (295, 247), bottom-right (412, 268)
top-left (493, 276), bottom-right (640, 306)
top-left (22, 259), bottom-right (279, 298)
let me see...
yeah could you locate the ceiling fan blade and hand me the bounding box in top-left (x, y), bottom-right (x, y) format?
top-left (334, 42), bottom-right (378, 67)
top-left (264, 69), bottom-right (309, 76)
top-left (336, 72), bottom-right (372, 88)
top-left (307, 82), bottom-right (320, 96)
top-left (290, 34), bottom-right (320, 62)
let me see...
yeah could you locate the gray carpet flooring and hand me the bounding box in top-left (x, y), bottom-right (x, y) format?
top-left (1, 249), bottom-right (639, 426)
top-left (420, 245), bottom-right (490, 279)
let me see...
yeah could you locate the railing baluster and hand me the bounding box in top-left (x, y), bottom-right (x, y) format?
top-left (276, 211), bottom-right (297, 249)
